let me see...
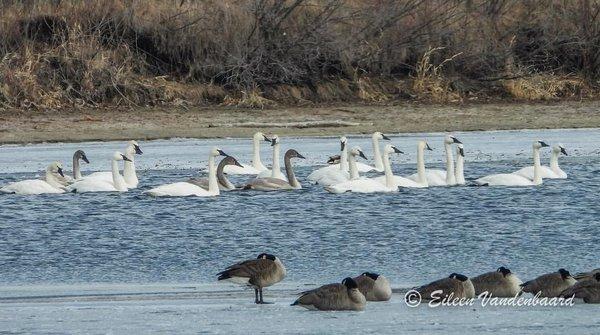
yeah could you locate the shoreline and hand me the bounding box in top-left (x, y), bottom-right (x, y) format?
top-left (2, 100), bottom-right (599, 145)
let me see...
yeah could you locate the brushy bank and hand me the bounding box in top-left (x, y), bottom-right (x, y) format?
top-left (1, 0), bottom-right (599, 111)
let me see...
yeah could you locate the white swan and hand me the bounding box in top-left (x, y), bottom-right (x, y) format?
top-left (66, 152), bottom-right (131, 193)
top-left (455, 144), bottom-right (465, 185)
top-left (145, 148), bottom-right (229, 197)
top-left (85, 140), bottom-right (143, 188)
top-left (0, 162), bottom-right (66, 195)
top-left (223, 132), bottom-right (269, 175)
top-left (325, 145), bottom-right (400, 194)
top-left (256, 135), bottom-right (287, 181)
top-left (244, 149), bottom-right (305, 191)
top-left (513, 144), bottom-right (567, 179)
top-left (308, 136), bottom-right (350, 186)
top-left (408, 135), bottom-right (461, 186)
top-left (475, 141), bottom-right (549, 186)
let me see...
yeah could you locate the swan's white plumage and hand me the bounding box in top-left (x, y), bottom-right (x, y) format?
top-left (309, 136), bottom-right (349, 186)
top-left (222, 132), bottom-right (268, 175)
top-left (513, 144), bottom-right (567, 179)
top-left (67, 152), bottom-right (129, 193)
top-left (85, 140), bottom-right (141, 188)
top-left (0, 179), bottom-right (64, 195)
top-left (407, 135), bottom-right (461, 186)
top-left (145, 182), bottom-right (211, 197)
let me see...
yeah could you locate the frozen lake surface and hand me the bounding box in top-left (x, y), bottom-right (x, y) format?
top-left (1, 129), bottom-right (599, 334)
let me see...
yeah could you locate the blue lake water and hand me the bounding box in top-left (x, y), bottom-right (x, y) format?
top-left (0, 129), bottom-right (599, 334)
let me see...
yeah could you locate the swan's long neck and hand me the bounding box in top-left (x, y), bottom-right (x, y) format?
top-left (550, 150), bottom-right (560, 172)
top-left (382, 151), bottom-right (394, 188)
top-left (123, 149), bottom-right (138, 186)
top-left (208, 155), bottom-right (220, 194)
top-left (417, 146), bottom-right (428, 186)
top-left (271, 143), bottom-right (281, 177)
top-left (348, 154), bottom-right (359, 180)
top-left (533, 147), bottom-right (542, 185)
top-left (284, 155), bottom-right (300, 189)
top-left (111, 159), bottom-right (128, 191)
top-left (455, 150), bottom-right (465, 185)
top-left (340, 144), bottom-right (348, 172)
top-left (252, 137), bottom-right (266, 170)
top-left (445, 142), bottom-right (456, 185)
top-left (217, 160), bottom-right (235, 189)
top-left (73, 156), bottom-right (81, 179)
top-left (372, 137), bottom-right (384, 171)
top-left (45, 169), bottom-right (63, 188)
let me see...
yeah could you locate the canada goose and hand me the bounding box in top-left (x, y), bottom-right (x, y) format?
top-left (470, 267), bottom-right (523, 297)
top-left (86, 140), bottom-right (143, 188)
top-left (408, 135), bottom-right (461, 186)
top-left (66, 152), bottom-right (131, 193)
top-left (475, 141), bottom-right (550, 186)
top-left (353, 272), bottom-right (392, 301)
top-left (223, 132), bottom-right (269, 175)
top-left (413, 273), bottom-right (475, 300)
top-left (145, 148), bottom-right (230, 197)
top-left (244, 149), bottom-right (305, 191)
top-left (560, 273), bottom-right (600, 303)
top-left (291, 277), bottom-right (366, 311)
top-left (217, 253), bottom-right (286, 304)
top-left (520, 268), bottom-right (577, 297)
top-left (513, 144), bottom-right (568, 179)
top-left (0, 162), bottom-right (66, 195)
top-left (188, 156), bottom-right (243, 191)
top-left (574, 268), bottom-right (600, 282)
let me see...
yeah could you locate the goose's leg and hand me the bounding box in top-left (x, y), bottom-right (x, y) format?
top-left (257, 288), bottom-right (273, 304)
top-left (254, 288), bottom-right (259, 304)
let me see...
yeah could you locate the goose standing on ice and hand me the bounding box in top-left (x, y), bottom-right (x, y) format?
top-left (353, 272), bottom-right (392, 301)
top-left (520, 268), bottom-right (576, 297)
top-left (86, 140), bottom-right (143, 188)
top-left (217, 253), bottom-right (286, 304)
top-left (470, 267), bottom-right (523, 297)
top-left (0, 162), bottom-right (66, 195)
top-left (256, 135), bottom-right (287, 181)
top-left (223, 132), bottom-right (270, 175)
top-left (244, 149), bottom-right (305, 191)
top-left (413, 273), bottom-right (476, 300)
top-left (408, 135), bottom-right (461, 186)
top-left (475, 140), bottom-right (550, 186)
top-left (513, 144), bottom-right (568, 179)
top-left (66, 152), bottom-right (131, 193)
top-left (145, 147), bottom-right (230, 197)
top-left (188, 156), bottom-right (243, 191)
top-left (291, 277), bottom-right (366, 311)
top-left (308, 136), bottom-right (349, 185)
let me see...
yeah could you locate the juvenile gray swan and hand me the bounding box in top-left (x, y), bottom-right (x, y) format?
top-left (217, 253), bottom-right (286, 304)
top-left (413, 273), bottom-right (475, 300)
top-left (353, 272), bottom-right (392, 301)
top-left (520, 268), bottom-right (576, 297)
top-left (244, 149), bottom-right (305, 191)
top-left (61, 150), bottom-right (90, 184)
top-left (188, 156), bottom-right (243, 191)
top-left (471, 267), bottom-right (523, 297)
top-left (291, 277), bottom-right (366, 311)
top-left (560, 273), bottom-right (600, 303)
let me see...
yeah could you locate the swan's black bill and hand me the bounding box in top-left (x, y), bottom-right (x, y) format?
top-left (121, 154), bottom-right (132, 162)
top-left (57, 167), bottom-right (64, 177)
top-left (231, 157), bottom-right (243, 168)
top-left (270, 138), bottom-right (277, 146)
top-left (81, 154), bottom-right (90, 164)
top-left (382, 134), bottom-right (391, 140)
top-left (452, 137), bottom-right (462, 144)
top-left (263, 135), bottom-right (271, 142)
top-left (134, 144), bottom-right (143, 155)
top-left (458, 147), bottom-right (464, 157)
top-left (560, 147), bottom-right (568, 156)
top-left (217, 149), bottom-right (229, 157)
top-left (539, 141), bottom-right (549, 147)
top-left (340, 140), bottom-right (346, 152)
top-left (392, 146), bottom-right (404, 154)
top-left (358, 150), bottom-right (367, 160)
top-left (296, 152), bottom-right (306, 159)
top-left (426, 143), bottom-right (433, 151)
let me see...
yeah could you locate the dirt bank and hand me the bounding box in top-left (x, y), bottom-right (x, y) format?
top-left (1, 101), bottom-right (599, 144)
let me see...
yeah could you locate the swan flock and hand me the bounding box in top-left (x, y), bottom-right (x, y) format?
top-left (0, 133), bottom-right (569, 196)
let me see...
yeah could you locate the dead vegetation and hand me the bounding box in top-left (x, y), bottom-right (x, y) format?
top-left (1, 0), bottom-right (600, 111)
